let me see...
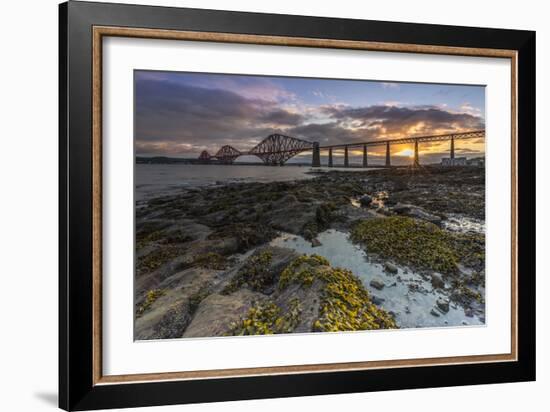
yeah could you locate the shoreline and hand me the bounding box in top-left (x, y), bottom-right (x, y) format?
top-left (134, 166), bottom-right (486, 340)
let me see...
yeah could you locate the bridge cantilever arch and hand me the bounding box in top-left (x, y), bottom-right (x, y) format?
top-left (204, 129), bottom-right (485, 167)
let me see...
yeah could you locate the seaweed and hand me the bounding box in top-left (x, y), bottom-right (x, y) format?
top-left (136, 289), bottom-right (165, 317)
top-left (227, 299), bottom-right (302, 336)
top-left (279, 254), bottom-right (397, 332)
top-left (351, 216), bottom-right (485, 274)
top-left (222, 250), bottom-right (273, 294)
top-left (193, 252), bottom-right (230, 270)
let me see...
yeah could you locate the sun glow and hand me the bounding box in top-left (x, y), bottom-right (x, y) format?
top-left (397, 149), bottom-right (414, 157)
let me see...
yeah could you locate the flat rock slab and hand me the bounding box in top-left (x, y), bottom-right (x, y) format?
top-left (182, 289), bottom-right (265, 337)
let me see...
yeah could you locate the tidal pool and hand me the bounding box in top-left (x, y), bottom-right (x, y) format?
top-left (270, 229), bottom-right (484, 329)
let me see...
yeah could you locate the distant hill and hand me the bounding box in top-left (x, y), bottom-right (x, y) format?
top-left (135, 156), bottom-right (313, 166)
top-left (136, 156), bottom-right (194, 164)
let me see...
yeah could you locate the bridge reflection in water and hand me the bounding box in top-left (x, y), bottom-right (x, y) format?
top-left (199, 130), bottom-right (485, 167)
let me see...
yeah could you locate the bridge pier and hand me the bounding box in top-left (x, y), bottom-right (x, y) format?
top-left (344, 147), bottom-right (349, 167)
top-left (328, 148), bottom-right (333, 167)
top-left (312, 142), bottom-right (321, 167)
top-left (362, 145), bottom-right (368, 167)
top-left (385, 142), bottom-right (391, 166)
top-left (413, 139), bottom-right (420, 167)
top-left (450, 136), bottom-right (455, 159)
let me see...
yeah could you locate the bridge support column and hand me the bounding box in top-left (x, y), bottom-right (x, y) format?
top-left (328, 148), bottom-right (333, 167)
top-left (344, 147), bottom-right (349, 167)
top-left (385, 142), bottom-right (391, 166)
top-left (413, 139), bottom-right (420, 167)
top-left (312, 142), bottom-right (321, 167)
top-left (450, 136), bottom-right (455, 159)
top-left (362, 145), bottom-right (368, 167)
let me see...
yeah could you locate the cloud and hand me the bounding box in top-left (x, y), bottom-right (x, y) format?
top-left (135, 77), bottom-right (485, 157)
top-left (321, 104), bottom-right (484, 139)
top-left (459, 102), bottom-right (482, 116)
top-left (135, 77), bottom-right (303, 155)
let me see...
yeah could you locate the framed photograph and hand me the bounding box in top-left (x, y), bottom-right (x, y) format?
top-left (59, 1), bottom-right (535, 410)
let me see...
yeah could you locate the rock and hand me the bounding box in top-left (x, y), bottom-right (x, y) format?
top-left (359, 194), bottom-right (372, 207)
top-left (183, 290), bottom-right (265, 337)
top-left (430, 273), bottom-right (445, 289)
top-left (392, 203), bottom-right (412, 214)
top-left (370, 278), bottom-right (385, 290)
top-left (384, 197), bottom-right (397, 207)
top-left (391, 203), bottom-right (442, 225)
top-left (430, 308), bottom-right (440, 317)
top-left (465, 308), bottom-right (474, 317)
top-left (371, 295), bottom-right (385, 305)
top-left (405, 306), bottom-right (411, 314)
top-left (407, 207), bottom-right (442, 225)
top-left (310, 238), bottom-right (322, 247)
top-left (384, 262), bottom-right (398, 274)
top-left (436, 297), bottom-right (450, 313)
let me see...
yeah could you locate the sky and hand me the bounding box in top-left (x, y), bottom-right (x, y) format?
top-left (135, 70), bottom-right (485, 165)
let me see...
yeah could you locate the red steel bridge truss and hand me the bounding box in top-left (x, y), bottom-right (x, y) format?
top-left (200, 130), bottom-right (485, 167)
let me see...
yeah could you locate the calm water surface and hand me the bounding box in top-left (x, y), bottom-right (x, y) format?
top-left (136, 163), bottom-right (375, 200)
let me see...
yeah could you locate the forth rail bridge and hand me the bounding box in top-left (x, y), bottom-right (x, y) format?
top-left (198, 129), bottom-right (485, 167)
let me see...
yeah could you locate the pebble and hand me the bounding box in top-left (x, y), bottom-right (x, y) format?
top-left (436, 297), bottom-right (450, 313)
top-left (371, 295), bottom-right (386, 305)
top-left (430, 308), bottom-right (440, 317)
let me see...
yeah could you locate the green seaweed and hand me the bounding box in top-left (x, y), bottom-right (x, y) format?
top-left (136, 289), bottom-right (165, 317)
top-left (137, 247), bottom-right (182, 274)
top-left (193, 252), bottom-right (229, 270)
top-left (208, 223), bottom-right (276, 252)
top-left (351, 216), bottom-right (484, 274)
top-left (278, 254), bottom-right (329, 289)
top-left (313, 266), bottom-right (396, 332)
top-left (222, 251), bottom-right (273, 294)
top-left (227, 299), bottom-right (302, 336)
top-left (279, 255), bottom-right (397, 332)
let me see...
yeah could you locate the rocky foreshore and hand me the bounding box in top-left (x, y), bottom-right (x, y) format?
top-left (135, 166), bottom-right (485, 339)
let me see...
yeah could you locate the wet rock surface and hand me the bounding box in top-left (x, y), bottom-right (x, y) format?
top-left (135, 166), bottom-right (485, 339)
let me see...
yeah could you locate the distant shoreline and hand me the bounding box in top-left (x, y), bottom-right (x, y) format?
top-left (135, 156), bottom-right (428, 168)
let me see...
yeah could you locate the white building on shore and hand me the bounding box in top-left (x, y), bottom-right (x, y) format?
top-left (441, 157), bottom-right (485, 167)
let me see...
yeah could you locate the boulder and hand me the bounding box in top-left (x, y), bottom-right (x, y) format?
top-left (384, 262), bottom-right (399, 274)
top-left (430, 308), bottom-right (440, 317)
top-left (369, 278), bottom-right (385, 290)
